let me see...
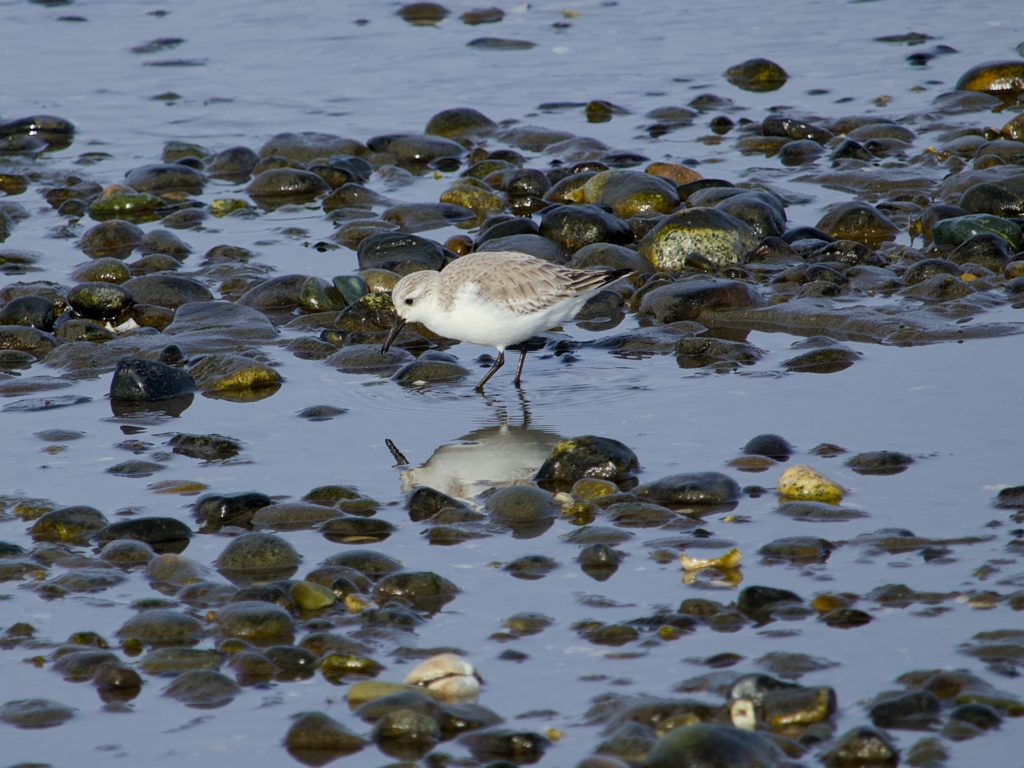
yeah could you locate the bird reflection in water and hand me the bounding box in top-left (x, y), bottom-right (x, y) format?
top-left (386, 392), bottom-right (559, 501)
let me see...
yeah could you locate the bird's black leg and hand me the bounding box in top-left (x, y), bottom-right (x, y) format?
top-left (512, 346), bottom-right (529, 388)
top-left (475, 351), bottom-right (505, 392)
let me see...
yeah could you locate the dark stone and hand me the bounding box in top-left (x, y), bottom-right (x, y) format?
top-left (635, 472), bottom-right (741, 507)
top-left (109, 357), bottom-right (196, 402)
top-left (193, 492), bottom-right (273, 531)
top-left (93, 517), bottom-right (192, 554)
top-left (642, 724), bottom-right (785, 767)
top-left (742, 433), bottom-right (792, 461)
top-left (539, 204), bottom-right (633, 252)
top-left (122, 275), bottom-right (213, 308)
top-left (67, 281), bottom-right (134, 320)
top-left (846, 450), bottom-right (914, 475)
top-left (639, 279), bottom-right (765, 324)
top-left (0, 295), bottom-right (57, 331)
top-left (869, 691), bottom-right (941, 729)
top-left (407, 486), bottom-right (470, 522)
top-left (736, 585), bottom-right (805, 622)
top-left (372, 571), bottom-right (459, 612)
top-left (357, 232), bottom-right (451, 273)
top-left (535, 435), bottom-right (639, 491)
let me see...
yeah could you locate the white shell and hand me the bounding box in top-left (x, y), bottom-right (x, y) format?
top-left (404, 652), bottom-right (481, 703)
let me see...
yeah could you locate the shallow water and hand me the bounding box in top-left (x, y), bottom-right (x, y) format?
top-left (2, 0), bottom-right (1024, 765)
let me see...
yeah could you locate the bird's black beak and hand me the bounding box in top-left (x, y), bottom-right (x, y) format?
top-left (381, 318), bottom-right (405, 353)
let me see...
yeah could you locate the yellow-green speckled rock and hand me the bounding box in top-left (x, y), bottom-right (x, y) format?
top-left (582, 169), bottom-right (679, 218)
top-left (955, 60), bottom-right (1024, 96)
top-left (440, 179), bottom-right (505, 216)
top-left (189, 354), bottom-right (283, 394)
top-left (291, 580), bottom-right (337, 611)
top-left (777, 465), bottom-right (845, 502)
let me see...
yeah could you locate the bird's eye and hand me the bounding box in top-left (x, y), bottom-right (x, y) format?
top-left (404, 298), bottom-right (414, 305)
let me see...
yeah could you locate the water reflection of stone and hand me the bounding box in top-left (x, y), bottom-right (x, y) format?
top-left (397, 416), bottom-right (561, 502)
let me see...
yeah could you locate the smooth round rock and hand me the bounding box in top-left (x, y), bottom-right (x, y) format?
top-left (0, 698), bottom-right (76, 729)
top-left (216, 600), bottom-right (295, 643)
top-left (117, 608), bottom-right (204, 646)
top-left (639, 208), bottom-right (758, 269)
top-left (247, 168), bottom-right (330, 199)
top-left (635, 472), bottom-right (741, 507)
top-left (535, 435), bottom-right (639, 491)
top-left (109, 358), bottom-right (196, 403)
top-left (162, 669), bottom-right (241, 708)
top-left (67, 281), bottom-right (134, 320)
top-left (215, 532), bottom-right (302, 582)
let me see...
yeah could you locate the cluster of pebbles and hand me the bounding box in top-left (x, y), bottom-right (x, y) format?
top-left (1, 50), bottom-right (1023, 766)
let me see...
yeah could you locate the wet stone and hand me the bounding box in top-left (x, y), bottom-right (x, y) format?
top-left (285, 711), bottom-right (367, 761)
top-left (322, 549), bottom-right (403, 580)
top-left (932, 213), bottom-right (1021, 251)
top-left (162, 669), bottom-right (240, 708)
top-left (52, 649), bottom-right (121, 681)
top-left (407, 486), bottom-right (470, 522)
top-left (724, 57), bottom-right (788, 91)
top-left (373, 570), bottom-right (459, 612)
top-left (0, 295), bottom-right (57, 331)
top-left (0, 325), bottom-right (59, 358)
top-left (117, 608), bottom-right (204, 647)
top-left (216, 531), bottom-right (301, 583)
top-left (869, 691), bottom-right (941, 729)
top-left (639, 279), bottom-right (765, 324)
top-left (846, 450), bottom-right (914, 475)
top-left (122, 275), bottom-right (213, 308)
top-left (216, 600), bottom-right (295, 643)
top-left (675, 337), bottom-right (764, 369)
top-left (93, 662), bottom-right (143, 702)
top-left (67, 281), bottom-right (134, 320)
top-left (759, 536), bottom-right (833, 564)
top-left (816, 202), bottom-right (899, 248)
top-left (635, 472), bottom-right (741, 507)
top-left (251, 502), bottom-right (342, 531)
top-left (206, 145), bottom-right (259, 180)
top-left (782, 345), bottom-right (861, 374)
top-left (99, 539), bottom-right (156, 567)
top-left (903, 258), bottom-right (960, 286)
top-left (0, 698), bottom-right (76, 729)
top-left (775, 501), bottom-right (866, 522)
top-left (357, 232), bottom-right (450, 273)
top-left (486, 486), bottom-right (558, 534)
top-left (459, 727), bottom-right (551, 763)
top-left (948, 233), bottom-right (1012, 272)
top-left (328, 344), bottom-right (413, 375)
top-left (30, 505), bottom-right (109, 545)
top-left (368, 132), bottom-right (465, 166)
top-left (246, 168), bottom-right (330, 200)
top-left (237, 274), bottom-right (308, 313)
top-left (192, 492), bottom-right (272, 531)
top-left (93, 517), bottom-right (192, 554)
top-left (716, 191), bottom-right (787, 239)
top-left (125, 163), bottom-right (205, 194)
top-left (392, 358), bottom-right (470, 386)
top-left (55, 317), bottom-right (116, 343)
top-left (78, 219), bottom-right (145, 258)
top-left (956, 60), bottom-right (1024, 96)
top-left (535, 435), bottom-right (639, 491)
top-left (109, 357), bottom-right (196, 402)
top-left (189, 354), bottom-right (283, 395)
top-left (743, 433), bottom-right (793, 461)
top-left (640, 208), bottom-right (756, 270)
top-left (539, 204), bottom-right (633, 252)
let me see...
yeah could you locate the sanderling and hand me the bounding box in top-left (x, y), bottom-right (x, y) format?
top-left (381, 251), bottom-right (631, 391)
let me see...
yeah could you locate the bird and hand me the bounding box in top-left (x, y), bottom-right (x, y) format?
top-left (381, 251), bottom-right (632, 391)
